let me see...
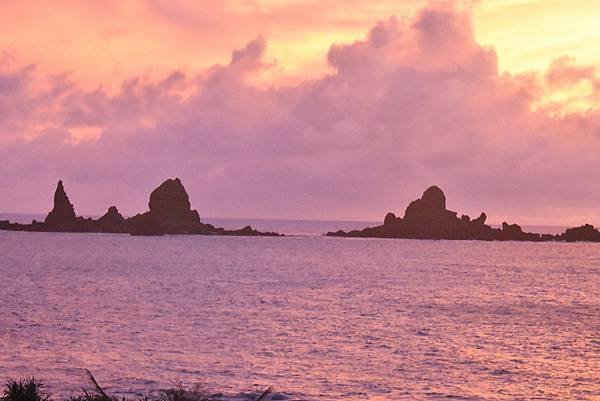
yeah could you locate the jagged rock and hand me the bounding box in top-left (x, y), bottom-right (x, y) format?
top-left (99, 206), bottom-right (124, 224)
top-left (126, 178), bottom-right (281, 236)
top-left (232, 225), bottom-right (258, 236)
top-left (403, 186), bottom-right (457, 224)
top-left (327, 185), bottom-right (550, 241)
top-left (44, 180), bottom-right (76, 228)
top-left (502, 222), bottom-right (521, 233)
top-left (473, 212), bottom-right (487, 225)
top-left (404, 186), bottom-right (445, 220)
top-left (401, 186), bottom-right (461, 238)
top-left (0, 178), bottom-right (281, 237)
top-left (559, 224), bottom-right (600, 242)
top-left (384, 212), bottom-right (398, 225)
top-left (96, 206), bottom-right (127, 232)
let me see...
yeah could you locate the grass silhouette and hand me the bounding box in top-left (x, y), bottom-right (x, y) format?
top-left (2, 372), bottom-right (272, 401)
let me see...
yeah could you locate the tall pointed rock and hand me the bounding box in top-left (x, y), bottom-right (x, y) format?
top-left (44, 180), bottom-right (76, 226)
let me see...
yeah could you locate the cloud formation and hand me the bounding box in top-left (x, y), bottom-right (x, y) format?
top-left (1, 4), bottom-right (600, 225)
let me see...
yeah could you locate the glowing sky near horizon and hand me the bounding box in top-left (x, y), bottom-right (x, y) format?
top-left (2, 0), bottom-right (600, 225)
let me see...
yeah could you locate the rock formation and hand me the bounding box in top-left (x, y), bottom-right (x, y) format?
top-left (130, 178), bottom-right (204, 234)
top-left (128, 178), bottom-right (210, 235)
top-left (96, 206), bottom-right (127, 233)
top-left (326, 185), bottom-right (586, 242)
top-left (2, 180), bottom-right (600, 242)
top-left (44, 180), bottom-right (77, 229)
top-left (148, 179), bottom-right (200, 223)
top-left (0, 178), bottom-right (281, 237)
top-left (558, 224), bottom-right (600, 242)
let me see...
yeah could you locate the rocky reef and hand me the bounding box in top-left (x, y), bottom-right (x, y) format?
top-left (326, 185), bottom-right (600, 242)
top-left (0, 179), bottom-right (281, 237)
top-left (556, 224), bottom-right (600, 242)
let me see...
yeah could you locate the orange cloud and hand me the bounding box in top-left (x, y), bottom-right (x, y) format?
top-left (2, 1), bottom-right (599, 90)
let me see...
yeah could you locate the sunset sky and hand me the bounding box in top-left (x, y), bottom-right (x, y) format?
top-left (1, 0), bottom-right (600, 225)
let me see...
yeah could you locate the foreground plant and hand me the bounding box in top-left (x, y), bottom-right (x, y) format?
top-left (3, 371), bottom-right (272, 401)
top-left (2, 378), bottom-right (50, 401)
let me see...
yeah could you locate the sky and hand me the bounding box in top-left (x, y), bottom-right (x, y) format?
top-left (1, 0), bottom-right (600, 225)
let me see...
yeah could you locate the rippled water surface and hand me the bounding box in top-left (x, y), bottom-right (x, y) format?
top-left (0, 230), bottom-right (598, 400)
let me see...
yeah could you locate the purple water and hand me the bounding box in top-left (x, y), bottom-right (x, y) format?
top-left (0, 229), bottom-right (598, 400)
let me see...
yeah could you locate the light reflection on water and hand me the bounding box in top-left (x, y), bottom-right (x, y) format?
top-left (0, 231), bottom-right (598, 400)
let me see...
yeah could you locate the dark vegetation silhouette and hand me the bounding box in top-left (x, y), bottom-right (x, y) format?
top-left (0, 179), bottom-right (280, 237)
top-left (327, 185), bottom-right (600, 242)
top-left (2, 379), bottom-right (50, 401)
top-left (1, 371), bottom-right (273, 401)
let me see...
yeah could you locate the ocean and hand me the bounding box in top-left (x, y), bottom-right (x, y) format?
top-left (0, 219), bottom-right (598, 400)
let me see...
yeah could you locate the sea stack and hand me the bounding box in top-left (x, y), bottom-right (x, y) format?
top-left (0, 177), bottom-right (281, 236)
top-left (44, 180), bottom-right (77, 229)
top-left (327, 185), bottom-right (547, 241)
top-left (401, 185), bottom-right (461, 238)
top-left (558, 224), bottom-right (600, 242)
top-left (148, 178), bottom-right (201, 229)
top-left (129, 178), bottom-right (216, 235)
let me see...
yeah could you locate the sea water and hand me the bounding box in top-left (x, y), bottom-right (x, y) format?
top-left (0, 226), bottom-right (598, 400)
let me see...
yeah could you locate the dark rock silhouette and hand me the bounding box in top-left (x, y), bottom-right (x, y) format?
top-left (474, 212), bottom-right (487, 225)
top-left (149, 178), bottom-right (201, 227)
top-left (384, 212), bottom-right (399, 226)
top-left (2, 180), bottom-right (600, 242)
top-left (128, 178), bottom-right (212, 235)
top-left (558, 224), bottom-right (600, 242)
top-left (0, 178), bottom-right (281, 237)
top-left (326, 185), bottom-right (598, 242)
top-left (96, 206), bottom-right (127, 233)
top-left (44, 180), bottom-right (77, 229)
top-left (129, 178), bottom-right (206, 235)
top-left (401, 185), bottom-right (465, 239)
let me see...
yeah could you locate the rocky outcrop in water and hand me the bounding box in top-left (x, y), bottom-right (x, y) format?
top-left (96, 206), bottom-right (127, 233)
top-left (0, 178), bottom-right (281, 237)
top-left (148, 178), bottom-right (201, 225)
top-left (326, 185), bottom-right (592, 242)
top-left (129, 178), bottom-right (207, 235)
top-left (557, 224), bottom-right (600, 242)
top-left (44, 180), bottom-right (78, 229)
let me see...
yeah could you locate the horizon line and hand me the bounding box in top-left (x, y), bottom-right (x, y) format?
top-left (0, 211), bottom-right (574, 229)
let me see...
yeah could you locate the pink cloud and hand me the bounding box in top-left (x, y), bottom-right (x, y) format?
top-left (546, 57), bottom-right (596, 87)
top-left (2, 4), bottom-right (600, 226)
